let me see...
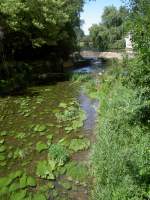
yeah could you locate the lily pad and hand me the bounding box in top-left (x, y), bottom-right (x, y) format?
top-left (20, 173), bottom-right (27, 188)
top-left (65, 162), bottom-right (89, 182)
top-left (33, 193), bottom-right (46, 200)
top-left (0, 177), bottom-right (13, 188)
top-left (69, 138), bottom-right (90, 152)
top-left (59, 102), bottom-right (67, 108)
top-left (9, 183), bottom-right (20, 192)
top-left (0, 154), bottom-right (5, 161)
top-left (58, 137), bottom-right (70, 147)
top-left (36, 160), bottom-right (56, 180)
top-left (36, 142), bottom-right (48, 153)
top-left (0, 139), bottom-right (5, 144)
top-left (33, 124), bottom-right (47, 132)
top-left (39, 182), bottom-right (54, 192)
top-left (0, 161), bottom-right (6, 167)
top-left (10, 189), bottom-right (27, 200)
top-left (15, 132), bottom-right (26, 139)
top-left (27, 176), bottom-right (36, 187)
top-left (0, 145), bottom-right (6, 153)
top-left (0, 131), bottom-right (7, 136)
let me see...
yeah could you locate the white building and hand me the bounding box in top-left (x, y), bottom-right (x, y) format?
top-left (125, 33), bottom-right (133, 50)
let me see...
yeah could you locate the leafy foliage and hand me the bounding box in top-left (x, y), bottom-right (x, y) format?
top-left (0, 0), bottom-right (85, 94)
top-left (65, 161), bottom-right (89, 182)
top-left (54, 101), bottom-right (86, 133)
top-left (59, 180), bottom-right (72, 190)
top-left (36, 142), bottom-right (48, 153)
top-left (0, 171), bottom-right (36, 199)
top-left (48, 144), bottom-right (69, 166)
top-left (36, 160), bottom-right (56, 180)
top-left (33, 124), bottom-right (47, 132)
top-left (89, 6), bottom-right (128, 50)
top-left (0, 0), bottom-right (84, 53)
top-left (127, 0), bottom-right (150, 62)
top-left (92, 66), bottom-right (150, 200)
top-left (69, 138), bottom-right (90, 152)
top-left (33, 193), bottom-right (46, 200)
top-left (10, 190), bottom-right (27, 200)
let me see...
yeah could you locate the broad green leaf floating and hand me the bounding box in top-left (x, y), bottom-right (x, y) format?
top-left (36, 160), bottom-right (56, 180)
top-left (0, 145), bottom-right (6, 153)
top-left (33, 124), bottom-right (47, 132)
top-left (69, 138), bottom-right (90, 152)
top-left (65, 162), bottom-right (89, 182)
top-left (20, 173), bottom-right (27, 188)
top-left (33, 193), bottom-right (46, 200)
top-left (10, 190), bottom-right (27, 200)
top-left (36, 142), bottom-right (48, 152)
top-left (27, 176), bottom-right (36, 187)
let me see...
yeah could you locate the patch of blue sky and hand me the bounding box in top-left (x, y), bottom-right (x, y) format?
top-left (81, 0), bottom-right (123, 35)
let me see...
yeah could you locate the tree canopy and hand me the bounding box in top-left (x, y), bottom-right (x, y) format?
top-left (89, 6), bottom-right (128, 51)
top-left (127, 0), bottom-right (150, 62)
top-left (0, 0), bottom-right (85, 59)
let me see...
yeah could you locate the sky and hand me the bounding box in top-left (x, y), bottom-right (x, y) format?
top-left (81, 0), bottom-right (123, 35)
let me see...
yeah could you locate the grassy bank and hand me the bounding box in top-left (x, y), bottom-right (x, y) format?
top-left (92, 62), bottom-right (150, 199)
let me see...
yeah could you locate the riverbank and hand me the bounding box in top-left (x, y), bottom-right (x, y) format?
top-left (91, 61), bottom-right (150, 200)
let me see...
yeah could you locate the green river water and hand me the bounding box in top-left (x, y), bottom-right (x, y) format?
top-left (0, 61), bottom-right (103, 200)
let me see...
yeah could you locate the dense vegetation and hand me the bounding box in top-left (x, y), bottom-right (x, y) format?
top-left (81, 5), bottom-right (128, 51)
top-left (0, 0), bottom-right (150, 199)
top-left (92, 0), bottom-right (150, 199)
top-left (0, 0), bottom-right (85, 94)
top-left (0, 0), bottom-right (84, 58)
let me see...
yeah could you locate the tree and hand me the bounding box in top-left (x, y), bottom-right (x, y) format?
top-left (0, 0), bottom-right (86, 93)
top-left (125, 0), bottom-right (150, 99)
top-left (0, 0), bottom-right (85, 59)
top-left (89, 5), bottom-right (128, 51)
top-left (89, 24), bottom-right (109, 50)
top-left (127, 0), bottom-right (150, 62)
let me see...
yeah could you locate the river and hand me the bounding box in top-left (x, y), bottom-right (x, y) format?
top-left (0, 58), bottom-right (104, 200)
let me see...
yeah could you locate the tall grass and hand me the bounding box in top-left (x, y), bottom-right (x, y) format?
top-left (92, 66), bottom-right (150, 200)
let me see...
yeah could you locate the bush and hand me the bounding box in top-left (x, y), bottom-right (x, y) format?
top-left (108, 39), bottom-right (125, 50)
top-left (92, 65), bottom-right (150, 200)
top-left (0, 62), bottom-right (31, 94)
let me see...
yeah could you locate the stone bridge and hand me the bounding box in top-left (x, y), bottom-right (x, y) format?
top-left (80, 50), bottom-right (134, 60)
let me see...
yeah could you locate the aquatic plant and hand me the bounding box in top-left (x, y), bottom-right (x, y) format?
top-left (39, 182), bottom-right (54, 192)
top-left (33, 193), bottom-right (46, 200)
top-left (65, 162), bottom-right (89, 182)
top-left (18, 98), bottom-right (32, 117)
top-left (36, 160), bottom-right (56, 180)
top-left (13, 148), bottom-right (26, 159)
top-left (0, 171), bottom-right (36, 199)
top-left (0, 78), bottom-right (92, 198)
top-left (33, 124), bottom-right (47, 132)
top-left (54, 101), bottom-right (86, 133)
top-left (36, 142), bottom-right (48, 153)
top-left (15, 132), bottom-right (26, 139)
top-left (69, 138), bottom-right (90, 152)
top-left (48, 144), bottom-right (69, 166)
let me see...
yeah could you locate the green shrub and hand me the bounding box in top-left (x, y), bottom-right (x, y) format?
top-left (92, 65), bottom-right (150, 200)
